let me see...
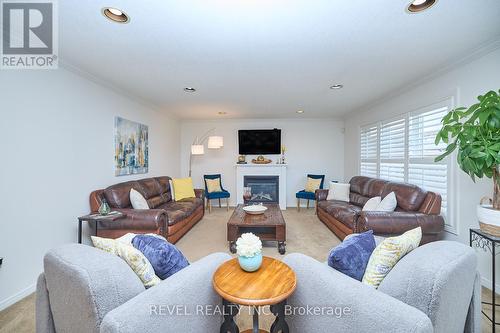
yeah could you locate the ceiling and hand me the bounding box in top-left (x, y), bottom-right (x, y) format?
top-left (59, 0), bottom-right (500, 119)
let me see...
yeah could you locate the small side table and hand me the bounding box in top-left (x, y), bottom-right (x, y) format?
top-left (470, 228), bottom-right (500, 332)
top-left (77, 212), bottom-right (125, 243)
top-left (213, 256), bottom-right (296, 333)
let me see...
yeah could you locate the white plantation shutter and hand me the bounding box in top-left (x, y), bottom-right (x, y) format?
top-left (380, 118), bottom-right (406, 160)
top-left (360, 125), bottom-right (378, 178)
top-left (408, 103), bottom-right (450, 216)
top-left (359, 97), bottom-right (454, 231)
top-left (379, 118), bottom-right (406, 181)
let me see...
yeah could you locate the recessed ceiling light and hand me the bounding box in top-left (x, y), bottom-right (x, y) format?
top-left (218, 111), bottom-right (227, 115)
top-left (330, 84), bottom-right (343, 90)
top-left (184, 87), bottom-right (196, 93)
top-left (296, 110), bottom-right (304, 114)
top-left (102, 7), bottom-right (130, 23)
top-left (406, 0), bottom-right (437, 13)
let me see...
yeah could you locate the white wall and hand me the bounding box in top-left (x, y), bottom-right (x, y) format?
top-left (343, 47), bottom-right (500, 288)
top-left (180, 118), bottom-right (344, 207)
top-left (0, 68), bottom-right (180, 310)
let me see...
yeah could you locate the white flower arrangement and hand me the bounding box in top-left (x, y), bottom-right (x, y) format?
top-left (236, 233), bottom-right (262, 257)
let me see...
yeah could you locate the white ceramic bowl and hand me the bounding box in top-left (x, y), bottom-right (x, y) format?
top-left (243, 205), bottom-right (268, 215)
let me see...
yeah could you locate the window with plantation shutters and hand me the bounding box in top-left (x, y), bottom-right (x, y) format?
top-left (360, 125), bottom-right (378, 178)
top-left (359, 97), bottom-right (455, 233)
top-left (408, 102), bottom-right (451, 217)
top-left (380, 118), bottom-right (406, 182)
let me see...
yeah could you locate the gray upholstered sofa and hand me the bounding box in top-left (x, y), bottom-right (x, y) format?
top-left (36, 244), bottom-right (231, 333)
top-left (283, 241), bottom-right (481, 333)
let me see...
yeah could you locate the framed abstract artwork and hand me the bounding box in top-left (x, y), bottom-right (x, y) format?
top-left (114, 117), bottom-right (149, 176)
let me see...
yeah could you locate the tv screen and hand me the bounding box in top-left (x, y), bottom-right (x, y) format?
top-left (238, 129), bottom-right (281, 155)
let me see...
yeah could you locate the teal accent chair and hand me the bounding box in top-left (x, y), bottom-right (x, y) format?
top-left (296, 174), bottom-right (325, 211)
top-left (204, 174), bottom-right (230, 212)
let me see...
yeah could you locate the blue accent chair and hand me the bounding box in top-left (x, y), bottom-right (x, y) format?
top-left (296, 174), bottom-right (325, 212)
top-left (204, 174), bottom-right (230, 213)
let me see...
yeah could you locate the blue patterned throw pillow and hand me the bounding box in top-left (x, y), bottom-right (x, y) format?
top-left (132, 235), bottom-right (189, 279)
top-left (328, 230), bottom-right (376, 281)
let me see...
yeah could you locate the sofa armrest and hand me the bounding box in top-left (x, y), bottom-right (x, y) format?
top-left (100, 252), bottom-right (231, 333)
top-left (316, 189), bottom-right (329, 201)
top-left (36, 273), bottom-right (56, 333)
top-left (283, 253), bottom-right (433, 333)
top-left (194, 189), bottom-right (205, 201)
top-left (98, 208), bottom-right (167, 231)
top-left (355, 211), bottom-right (445, 236)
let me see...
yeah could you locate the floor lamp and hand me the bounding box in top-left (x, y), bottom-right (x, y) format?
top-left (189, 128), bottom-right (223, 177)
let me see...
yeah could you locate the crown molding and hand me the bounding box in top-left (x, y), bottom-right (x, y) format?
top-left (344, 36), bottom-right (500, 119)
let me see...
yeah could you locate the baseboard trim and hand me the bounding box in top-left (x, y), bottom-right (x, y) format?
top-left (481, 276), bottom-right (500, 292)
top-left (0, 283), bottom-right (36, 311)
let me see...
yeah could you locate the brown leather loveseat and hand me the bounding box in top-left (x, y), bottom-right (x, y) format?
top-left (316, 176), bottom-right (444, 244)
top-left (89, 176), bottom-right (204, 243)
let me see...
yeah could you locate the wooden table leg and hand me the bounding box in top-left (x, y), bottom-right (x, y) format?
top-left (270, 300), bottom-right (289, 333)
top-left (220, 299), bottom-right (240, 333)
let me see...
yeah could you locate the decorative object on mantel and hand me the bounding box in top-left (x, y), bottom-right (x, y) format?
top-left (237, 155), bottom-right (247, 164)
top-left (236, 232), bottom-right (263, 272)
top-left (242, 203), bottom-right (268, 215)
top-left (252, 155), bottom-right (272, 164)
top-left (435, 89), bottom-right (500, 235)
top-left (189, 128), bottom-right (224, 177)
top-left (280, 145), bottom-right (287, 164)
top-left (114, 117), bottom-right (149, 176)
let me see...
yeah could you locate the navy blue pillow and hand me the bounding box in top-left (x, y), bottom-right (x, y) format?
top-left (132, 235), bottom-right (189, 279)
top-left (328, 230), bottom-right (376, 281)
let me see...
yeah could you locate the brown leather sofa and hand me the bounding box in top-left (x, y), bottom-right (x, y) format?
top-left (316, 176), bottom-right (444, 244)
top-left (89, 176), bottom-right (204, 244)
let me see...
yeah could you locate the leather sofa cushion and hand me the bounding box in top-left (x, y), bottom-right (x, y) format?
top-left (137, 178), bottom-right (162, 199)
top-left (381, 182), bottom-right (427, 212)
top-left (104, 177), bottom-right (172, 209)
top-left (349, 176), bottom-right (427, 212)
top-left (349, 193), bottom-right (369, 208)
top-left (318, 200), bottom-right (361, 229)
top-left (162, 198), bottom-right (203, 226)
top-left (104, 180), bottom-right (140, 208)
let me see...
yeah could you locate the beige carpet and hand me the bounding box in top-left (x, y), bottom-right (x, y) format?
top-left (0, 207), bottom-right (497, 332)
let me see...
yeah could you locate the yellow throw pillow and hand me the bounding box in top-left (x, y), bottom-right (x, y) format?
top-left (172, 177), bottom-right (196, 201)
top-left (206, 178), bottom-right (222, 193)
top-left (362, 227), bottom-right (422, 288)
top-left (91, 236), bottom-right (160, 288)
top-left (305, 177), bottom-right (322, 192)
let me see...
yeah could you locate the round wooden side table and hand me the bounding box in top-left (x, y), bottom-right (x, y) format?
top-left (213, 256), bottom-right (297, 333)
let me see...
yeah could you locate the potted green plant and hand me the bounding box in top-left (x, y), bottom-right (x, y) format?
top-left (435, 90), bottom-right (500, 235)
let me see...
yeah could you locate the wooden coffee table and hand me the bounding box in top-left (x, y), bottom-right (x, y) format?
top-left (213, 256), bottom-right (296, 333)
top-left (228, 204), bottom-right (286, 254)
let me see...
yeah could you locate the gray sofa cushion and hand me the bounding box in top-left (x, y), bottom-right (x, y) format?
top-left (378, 241), bottom-right (477, 333)
top-left (43, 244), bottom-right (145, 333)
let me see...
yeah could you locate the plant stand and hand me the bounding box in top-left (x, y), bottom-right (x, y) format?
top-left (470, 228), bottom-right (500, 332)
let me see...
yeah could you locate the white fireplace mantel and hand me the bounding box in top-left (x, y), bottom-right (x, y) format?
top-left (235, 164), bottom-right (287, 210)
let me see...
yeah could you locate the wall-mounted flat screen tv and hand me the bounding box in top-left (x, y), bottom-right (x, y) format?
top-left (238, 129), bottom-right (281, 155)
